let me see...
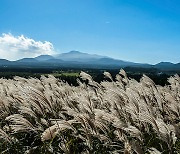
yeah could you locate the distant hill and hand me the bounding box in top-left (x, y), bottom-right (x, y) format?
top-left (55, 50), bottom-right (106, 62)
top-left (45, 58), bottom-right (64, 63)
top-left (175, 63), bottom-right (180, 67)
top-left (94, 58), bottom-right (138, 66)
top-left (155, 62), bottom-right (179, 70)
top-left (54, 51), bottom-right (150, 67)
top-left (0, 59), bottom-right (11, 66)
top-left (0, 51), bottom-right (179, 70)
top-left (35, 55), bottom-right (55, 61)
top-left (0, 59), bottom-right (11, 64)
top-left (155, 62), bottom-right (174, 67)
top-left (16, 58), bottom-right (39, 63)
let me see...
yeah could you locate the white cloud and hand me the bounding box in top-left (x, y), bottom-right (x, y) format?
top-left (0, 33), bottom-right (56, 60)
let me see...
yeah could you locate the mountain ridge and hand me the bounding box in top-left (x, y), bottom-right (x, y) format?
top-left (0, 51), bottom-right (179, 70)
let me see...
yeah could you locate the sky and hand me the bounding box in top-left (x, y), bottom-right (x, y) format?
top-left (0, 0), bottom-right (180, 64)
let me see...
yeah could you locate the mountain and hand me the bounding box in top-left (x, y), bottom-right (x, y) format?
top-left (155, 62), bottom-right (174, 67)
top-left (44, 58), bottom-right (64, 63)
top-left (16, 58), bottom-right (39, 63)
top-left (175, 63), bottom-right (180, 66)
top-left (0, 51), bottom-right (179, 70)
top-left (51, 51), bottom-right (148, 68)
top-left (0, 59), bottom-right (11, 65)
top-left (155, 62), bottom-right (179, 70)
top-left (55, 50), bottom-right (106, 62)
top-left (0, 59), bottom-right (10, 63)
top-left (94, 58), bottom-right (138, 66)
top-left (35, 55), bottom-right (55, 61)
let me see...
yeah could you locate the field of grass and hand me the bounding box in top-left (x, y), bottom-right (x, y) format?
top-left (0, 70), bottom-right (179, 153)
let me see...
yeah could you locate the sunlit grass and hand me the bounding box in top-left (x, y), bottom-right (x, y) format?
top-left (0, 70), bottom-right (179, 153)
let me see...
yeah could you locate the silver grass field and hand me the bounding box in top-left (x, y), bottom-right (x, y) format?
top-left (0, 70), bottom-right (179, 154)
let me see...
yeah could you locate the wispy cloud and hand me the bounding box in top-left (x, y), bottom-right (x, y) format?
top-left (0, 33), bottom-right (56, 60)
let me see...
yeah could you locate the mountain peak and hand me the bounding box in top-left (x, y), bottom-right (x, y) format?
top-left (56, 51), bottom-right (107, 62)
top-left (156, 62), bottom-right (174, 65)
top-left (35, 55), bottom-right (54, 61)
top-left (68, 50), bottom-right (81, 54)
top-left (17, 58), bottom-right (39, 63)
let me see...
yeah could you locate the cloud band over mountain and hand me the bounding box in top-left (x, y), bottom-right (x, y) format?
top-left (0, 33), bottom-right (55, 60)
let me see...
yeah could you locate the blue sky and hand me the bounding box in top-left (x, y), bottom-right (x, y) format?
top-left (0, 0), bottom-right (180, 64)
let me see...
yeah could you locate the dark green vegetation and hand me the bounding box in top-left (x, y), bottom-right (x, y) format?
top-left (0, 66), bottom-right (179, 86)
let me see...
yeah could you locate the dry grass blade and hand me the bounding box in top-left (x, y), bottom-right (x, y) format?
top-left (0, 70), bottom-right (179, 153)
top-left (0, 128), bottom-right (12, 143)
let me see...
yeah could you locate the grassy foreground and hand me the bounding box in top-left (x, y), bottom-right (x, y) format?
top-left (0, 70), bottom-right (179, 153)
